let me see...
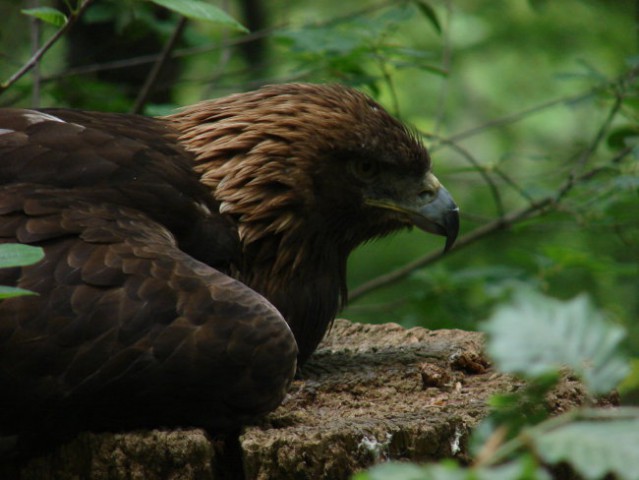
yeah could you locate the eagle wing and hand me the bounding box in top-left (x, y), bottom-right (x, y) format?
top-left (0, 110), bottom-right (297, 439)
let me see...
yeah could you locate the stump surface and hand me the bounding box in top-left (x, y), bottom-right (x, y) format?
top-left (2, 319), bottom-right (598, 479)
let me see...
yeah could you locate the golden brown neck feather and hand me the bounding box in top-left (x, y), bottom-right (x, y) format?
top-left (166, 84), bottom-right (404, 283)
top-left (164, 83), bottom-right (429, 361)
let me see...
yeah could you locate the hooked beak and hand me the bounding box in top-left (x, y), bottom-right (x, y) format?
top-left (410, 181), bottom-right (459, 252)
top-left (365, 172), bottom-right (460, 252)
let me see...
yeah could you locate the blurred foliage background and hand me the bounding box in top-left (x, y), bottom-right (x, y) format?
top-left (1, 0), bottom-right (637, 400)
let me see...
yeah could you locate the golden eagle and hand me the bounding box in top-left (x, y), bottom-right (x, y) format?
top-left (0, 83), bottom-right (458, 446)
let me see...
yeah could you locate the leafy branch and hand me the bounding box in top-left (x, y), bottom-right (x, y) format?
top-left (349, 68), bottom-right (637, 303)
top-left (0, 0), bottom-right (94, 96)
top-left (1, 0), bottom-right (247, 101)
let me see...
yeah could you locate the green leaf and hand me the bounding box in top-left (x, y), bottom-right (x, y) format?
top-left (21, 7), bottom-right (68, 27)
top-left (146, 0), bottom-right (248, 32)
top-left (533, 408), bottom-right (639, 480)
top-left (0, 285), bottom-right (38, 300)
top-left (0, 244), bottom-right (44, 269)
top-left (481, 289), bottom-right (629, 394)
top-left (352, 462), bottom-right (430, 480)
top-left (474, 456), bottom-right (551, 480)
top-left (413, 1), bottom-right (442, 34)
top-left (355, 458), bottom-right (551, 480)
top-left (608, 125), bottom-right (639, 149)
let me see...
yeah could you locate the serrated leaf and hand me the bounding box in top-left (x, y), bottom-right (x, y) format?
top-left (533, 409), bottom-right (639, 480)
top-left (0, 244), bottom-right (44, 269)
top-left (0, 285), bottom-right (38, 299)
top-left (481, 289), bottom-right (629, 394)
top-left (413, 1), bottom-right (442, 34)
top-left (21, 7), bottom-right (67, 27)
top-left (146, 0), bottom-right (247, 32)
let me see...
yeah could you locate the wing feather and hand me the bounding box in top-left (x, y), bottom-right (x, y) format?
top-left (0, 185), bottom-right (297, 438)
top-left (0, 108), bottom-right (241, 271)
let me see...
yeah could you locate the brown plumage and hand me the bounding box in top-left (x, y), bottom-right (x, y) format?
top-left (0, 83), bottom-right (458, 451)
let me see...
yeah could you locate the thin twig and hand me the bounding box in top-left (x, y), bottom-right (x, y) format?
top-left (433, 0), bottom-right (452, 136)
top-left (201, 0), bottom-right (232, 100)
top-left (131, 16), bottom-right (188, 114)
top-left (29, 0), bottom-right (42, 107)
top-left (554, 92), bottom-right (625, 204)
top-left (348, 145), bottom-right (634, 302)
top-left (349, 73), bottom-right (635, 303)
top-left (434, 65), bottom-right (638, 148)
top-left (348, 197), bottom-right (553, 302)
top-left (378, 53), bottom-right (400, 117)
top-left (576, 89), bottom-right (624, 171)
top-left (433, 92), bottom-right (591, 150)
top-left (40, 27), bottom-right (279, 82)
top-left (0, 0), bottom-right (94, 95)
top-left (493, 166), bottom-right (536, 204)
top-left (423, 132), bottom-right (505, 217)
top-left (40, 1), bottom-right (395, 84)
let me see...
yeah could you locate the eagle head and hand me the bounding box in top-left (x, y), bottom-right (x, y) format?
top-left (168, 83), bottom-right (459, 362)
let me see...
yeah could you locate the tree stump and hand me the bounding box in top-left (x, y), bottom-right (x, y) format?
top-left (1, 319), bottom-right (602, 480)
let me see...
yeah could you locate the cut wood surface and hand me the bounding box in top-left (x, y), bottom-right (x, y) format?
top-left (2, 319), bottom-right (603, 480)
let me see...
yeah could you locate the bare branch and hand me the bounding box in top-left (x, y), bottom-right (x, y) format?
top-left (432, 0), bottom-right (452, 136)
top-left (28, 0), bottom-right (42, 108)
top-left (348, 197), bottom-right (552, 302)
top-left (435, 65), bottom-right (637, 148)
top-left (555, 92), bottom-right (625, 204)
top-left (423, 132), bottom-right (505, 217)
top-left (0, 0), bottom-right (94, 95)
top-left (39, 2), bottom-right (396, 84)
top-left (200, 0), bottom-right (233, 100)
top-left (131, 16), bottom-right (188, 115)
top-left (377, 53), bottom-right (401, 117)
top-left (41, 26), bottom-right (281, 83)
top-left (493, 166), bottom-right (536, 204)
top-left (436, 93), bottom-right (587, 148)
top-left (348, 118), bottom-right (634, 303)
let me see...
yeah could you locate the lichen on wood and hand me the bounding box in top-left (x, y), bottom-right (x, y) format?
top-left (2, 319), bottom-right (602, 480)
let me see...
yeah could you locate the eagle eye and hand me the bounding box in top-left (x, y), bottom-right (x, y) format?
top-left (350, 158), bottom-right (380, 182)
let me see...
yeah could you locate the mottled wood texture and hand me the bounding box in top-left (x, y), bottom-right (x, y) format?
top-left (1, 320), bottom-right (605, 480)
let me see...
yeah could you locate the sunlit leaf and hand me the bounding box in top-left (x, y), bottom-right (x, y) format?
top-left (533, 408), bottom-right (639, 480)
top-left (482, 289), bottom-right (629, 394)
top-left (0, 244), bottom-right (44, 269)
top-left (21, 7), bottom-right (67, 27)
top-left (0, 285), bottom-right (38, 299)
top-left (147, 0), bottom-right (247, 32)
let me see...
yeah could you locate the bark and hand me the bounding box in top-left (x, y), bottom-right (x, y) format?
top-left (1, 319), bottom-right (607, 480)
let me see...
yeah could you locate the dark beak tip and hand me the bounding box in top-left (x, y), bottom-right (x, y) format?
top-left (409, 184), bottom-right (459, 252)
top-left (442, 207), bottom-right (460, 253)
